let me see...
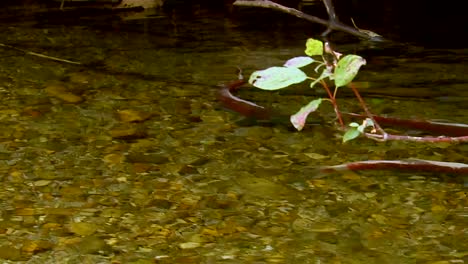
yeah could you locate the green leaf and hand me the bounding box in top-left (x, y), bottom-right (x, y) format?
top-left (305, 38), bottom-right (323, 56)
top-left (249, 66), bottom-right (307, 90)
top-left (290, 98), bottom-right (322, 131)
top-left (343, 127), bottom-right (361, 143)
top-left (284, 56), bottom-right (314, 68)
top-left (334, 55), bottom-right (366, 88)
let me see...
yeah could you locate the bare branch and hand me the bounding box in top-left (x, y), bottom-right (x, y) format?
top-left (233, 0), bottom-right (380, 40)
top-left (322, 0), bottom-right (337, 21)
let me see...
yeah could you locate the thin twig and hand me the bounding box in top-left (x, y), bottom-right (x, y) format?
top-left (0, 43), bottom-right (81, 65)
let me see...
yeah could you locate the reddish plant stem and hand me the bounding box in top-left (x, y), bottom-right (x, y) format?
top-left (348, 82), bottom-right (386, 137)
top-left (320, 80), bottom-right (344, 127)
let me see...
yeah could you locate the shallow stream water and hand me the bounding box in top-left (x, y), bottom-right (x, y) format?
top-left (0, 5), bottom-right (467, 263)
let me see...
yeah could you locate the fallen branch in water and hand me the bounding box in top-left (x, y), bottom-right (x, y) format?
top-left (344, 82), bottom-right (468, 143)
top-left (317, 159), bottom-right (468, 176)
top-left (218, 79), bottom-right (468, 176)
top-left (218, 78), bottom-right (468, 142)
top-left (217, 79), bottom-right (273, 120)
top-left (362, 132), bottom-right (468, 143)
top-left (343, 113), bottom-right (468, 137)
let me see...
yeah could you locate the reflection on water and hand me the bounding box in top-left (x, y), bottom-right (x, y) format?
top-left (0, 5), bottom-right (466, 263)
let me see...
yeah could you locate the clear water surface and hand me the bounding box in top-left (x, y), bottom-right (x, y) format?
top-left (0, 5), bottom-right (466, 263)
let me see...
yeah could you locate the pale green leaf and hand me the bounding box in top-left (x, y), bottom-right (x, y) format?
top-left (343, 127), bottom-right (361, 143)
top-left (305, 38), bottom-right (323, 56)
top-left (284, 56), bottom-right (314, 68)
top-left (334, 55), bottom-right (366, 88)
top-left (249, 66), bottom-right (307, 90)
top-left (290, 98), bottom-right (322, 131)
